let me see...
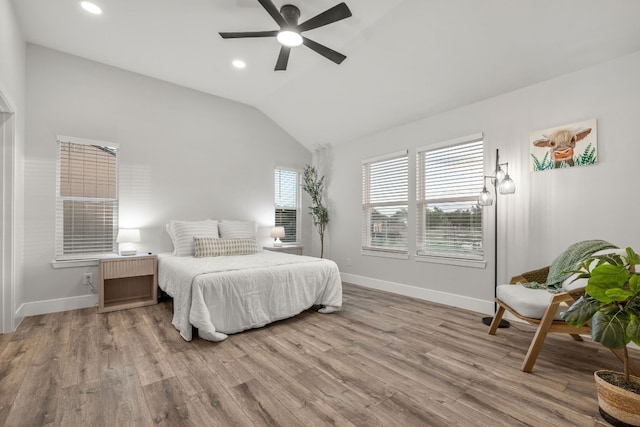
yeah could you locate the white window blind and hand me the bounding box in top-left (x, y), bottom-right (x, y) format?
top-left (362, 151), bottom-right (408, 254)
top-left (55, 136), bottom-right (119, 260)
top-left (274, 168), bottom-right (300, 243)
top-left (416, 137), bottom-right (484, 260)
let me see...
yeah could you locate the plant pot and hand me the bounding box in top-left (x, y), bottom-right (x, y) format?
top-left (594, 370), bottom-right (640, 426)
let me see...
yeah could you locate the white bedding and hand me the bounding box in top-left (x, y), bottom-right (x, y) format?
top-left (158, 251), bottom-right (342, 342)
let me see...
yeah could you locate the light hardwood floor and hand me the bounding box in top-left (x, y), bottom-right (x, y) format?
top-left (0, 283), bottom-right (632, 426)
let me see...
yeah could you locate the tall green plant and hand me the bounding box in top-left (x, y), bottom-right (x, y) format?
top-left (302, 165), bottom-right (329, 258)
top-left (562, 248), bottom-right (640, 383)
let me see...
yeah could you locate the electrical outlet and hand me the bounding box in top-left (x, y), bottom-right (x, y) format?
top-left (83, 273), bottom-right (93, 285)
top-left (346, 257), bottom-right (351, 267)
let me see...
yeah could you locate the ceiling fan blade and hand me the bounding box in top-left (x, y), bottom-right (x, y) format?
top-left (257, 0), bottom-right (286, 27)
top-left (219, 30), bottom-right (279, 39)
top-left (297, 2), bottom-right (352, 32)
top-left (302, 37), bottom-right (346, 65)
top-left (275, 46), bottom-right (291, 71)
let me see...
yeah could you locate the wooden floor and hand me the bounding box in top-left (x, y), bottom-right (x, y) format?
top-left (0, 283), bottom-right (632, 427)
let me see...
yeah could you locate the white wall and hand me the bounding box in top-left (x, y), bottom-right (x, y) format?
top-left (23, 44), bottom-right (311, 312)
top-left (329, 50), bottom-right (640, 314)
top-left (0, 0), bottom-right (25, 331)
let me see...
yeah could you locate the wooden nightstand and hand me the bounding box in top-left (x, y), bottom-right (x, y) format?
top-left (98, 254), bottom-right (158, 313)
top-left (263, 245), bottom-right (303, 255)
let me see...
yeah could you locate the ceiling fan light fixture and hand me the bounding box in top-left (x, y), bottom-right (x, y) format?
top-left (277, 30), bottom-right (303, 47)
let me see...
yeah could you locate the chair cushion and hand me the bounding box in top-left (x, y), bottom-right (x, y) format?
top-left (496, 284), bottom-right (569, 320)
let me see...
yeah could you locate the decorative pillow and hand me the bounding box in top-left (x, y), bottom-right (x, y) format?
top-left (167, 220), bottom-right (219, 257)
top-left (218, 220), bottom-right (257, 239)
top-left (194, 237), bottom-right (258, 257)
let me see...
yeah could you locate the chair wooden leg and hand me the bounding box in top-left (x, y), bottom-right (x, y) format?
top-left (488, 305), bottom-right (506, 335)
top-left (521, 301), bottom-right (562, 372)
top-left (569, 334), bottom-right (583, 341)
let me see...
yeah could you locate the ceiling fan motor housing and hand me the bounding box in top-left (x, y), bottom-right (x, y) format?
top-left (280, 5), bottom-right (300, 26)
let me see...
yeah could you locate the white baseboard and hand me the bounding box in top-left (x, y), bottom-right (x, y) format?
top-left (340, 272), bottom-right (494, 315)
top-left (13, 303), bottom-right (25, 331)
top-left (20, 294), bottom-right (98, 317)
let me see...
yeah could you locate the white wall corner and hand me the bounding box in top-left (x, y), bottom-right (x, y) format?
top-left (21, 294), bottom-right (98, 317)
top-left (340, 272), bottom-right (494, 315)
top-left (13, 303), bottom-right (24, 332)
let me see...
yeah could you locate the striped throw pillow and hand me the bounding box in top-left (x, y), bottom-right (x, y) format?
top-left (194, 237), bottom-right (258, 257)
top-left (218, 220), bottom-right (257, 239)
top-left (168, 220), bottom-right (219, 256)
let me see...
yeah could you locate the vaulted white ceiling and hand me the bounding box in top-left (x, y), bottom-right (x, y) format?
top-left (11, 0), bottom-right (640, 150)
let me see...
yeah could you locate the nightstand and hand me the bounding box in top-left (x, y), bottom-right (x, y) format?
top-left (263, 245), bottom-right (303, 255)
top-left (98, 254), bottom-right (158, 313)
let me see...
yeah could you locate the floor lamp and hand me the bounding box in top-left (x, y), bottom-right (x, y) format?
top-left (479, 149), bottom-right (516, 328)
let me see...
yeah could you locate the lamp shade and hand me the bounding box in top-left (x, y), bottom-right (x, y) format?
top-left (270, 227), bottom-right (285, 239)
top-left (498, 174), bottom-right (516, 194)
top-left (478, 187), bottom-right (494, 206)
top-left (116, 228), bottom-right (141, 243)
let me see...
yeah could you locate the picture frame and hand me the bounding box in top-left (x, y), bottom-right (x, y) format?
top-left (530, 119), bottom-right (597, 171)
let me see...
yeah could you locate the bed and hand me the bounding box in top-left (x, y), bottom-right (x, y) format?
top-left (158, 248), bottom-right (343, 342)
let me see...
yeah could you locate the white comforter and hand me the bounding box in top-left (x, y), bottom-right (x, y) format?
top-left (158, 251), bottom-right (342, 342)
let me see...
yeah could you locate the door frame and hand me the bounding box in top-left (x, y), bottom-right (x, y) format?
top-left (0, 84), bottom-right (16, 333)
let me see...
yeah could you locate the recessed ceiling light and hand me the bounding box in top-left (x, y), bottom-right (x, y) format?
top-left (80, 1), bottom-right (102, 15)
top-left (232, 60), bottom-right (246, 69)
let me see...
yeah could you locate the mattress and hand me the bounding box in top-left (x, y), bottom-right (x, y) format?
top-left (158, 251), bottom-right (342, 341)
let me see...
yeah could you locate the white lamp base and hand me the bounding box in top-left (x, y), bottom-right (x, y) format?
top-left (274, 238), bottom-right (283, 247)
top-left (119, 243), bottom-right (137, 256)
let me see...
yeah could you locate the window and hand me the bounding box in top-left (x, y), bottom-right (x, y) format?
top-left (362, 151), bottom-right (409, 255)
top-left (55, 136), bottom-right (119, 260)
top-left (416, 135), bottom-right (484, 260)
top-left (274, 168), bottom-right (300, 243)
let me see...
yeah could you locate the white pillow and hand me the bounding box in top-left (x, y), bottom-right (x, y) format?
top-left (167, 220), bottom-right (219, 256)
top-left (218, 220), bottom-right (257, 239)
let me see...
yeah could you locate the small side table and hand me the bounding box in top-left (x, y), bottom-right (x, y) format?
top-left (99, 254), bottom-right (158, 313)
top-left (263, 245), bottom-right (303, 255)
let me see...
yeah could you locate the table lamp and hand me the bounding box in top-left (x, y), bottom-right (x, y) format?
top-left (270, 227), bottom-right (285, 247)
top-left (116, 228), bottom-right (140, 256)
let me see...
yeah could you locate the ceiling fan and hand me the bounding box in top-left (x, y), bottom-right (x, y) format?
top-left (219, 0), bottom-right (352, 71)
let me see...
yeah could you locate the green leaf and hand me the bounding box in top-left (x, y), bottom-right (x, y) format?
top-left (629, 275), bottom-right (640, 294)
top-left (591, 309), bottom-right (630, 349)
top-left (586, 265), bottom-right (630, 302)
top-left (604, 288), bottom-right (634, 301)
top-left (626, 247), bottom-right (640, 265)
top-left (629, 314), bottom-right (640, 346)
top-left (561, 296), bottom-right (599, 327)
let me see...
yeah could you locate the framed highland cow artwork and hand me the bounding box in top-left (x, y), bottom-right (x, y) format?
top-left (530, 119), bottom-right (597, 171)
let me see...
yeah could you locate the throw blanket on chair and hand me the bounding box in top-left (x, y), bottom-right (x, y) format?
top-left (523, 239), bottom-right (617, 291)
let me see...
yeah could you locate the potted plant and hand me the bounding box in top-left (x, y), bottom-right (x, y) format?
top-left (302, 165), bottom-right (329, 258)
top-left (562, 247), bottom-right (640, 426)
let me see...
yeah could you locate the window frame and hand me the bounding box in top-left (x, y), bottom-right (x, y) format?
top-left (361, 150), bottom-right (409, 258)
top-left (274, 167), bottom-right (301, 245)
top-left (416, 134), bottom-right (484, 263)
top-left (55, 135), bottom-right (119, 261)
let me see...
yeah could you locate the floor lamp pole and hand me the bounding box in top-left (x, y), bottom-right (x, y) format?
top-left (482, 149), bottom-right (510, 328)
